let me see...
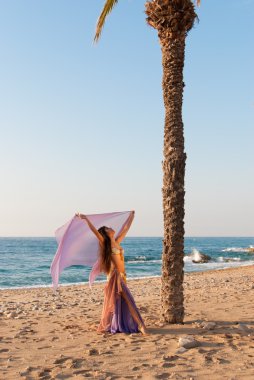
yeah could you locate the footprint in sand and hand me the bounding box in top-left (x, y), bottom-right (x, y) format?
top-left (73, 369), bottom-right (90, 375)
top-left (53, 356), bottom-right (72, 365)
top-left (70, 358), bottom-right (86, 369)
top-left (213, 357), bottom-right (231, 364)
top-left (51, 336), bottom-right (59, 341)
top-left (159, 362), bottom-right (175, 368)
top-left (163, 355), bottom-right (179, 362)
top-left (38, 345), bottom-right (52, 350)
top-left (101, 350), bottom-right (113, 355)
top-left (111, 343), bottom-right (120, 347)
top-left (155, 373), bottom-right (171, 379)
top-left (54, 374), bottom-right (75, 379)
top-left (38, 368), bottom-right (52, 379)
top-left (85, 348), bottom-right (99, 356)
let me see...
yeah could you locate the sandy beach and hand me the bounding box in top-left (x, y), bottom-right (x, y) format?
top-left (1, 265), bottom-right (254, 380)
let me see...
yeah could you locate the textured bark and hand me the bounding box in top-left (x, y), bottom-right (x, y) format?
top-left (145, 0), bottom-right (196, 323)
top-left (160, 33), bottom-right (186, 323)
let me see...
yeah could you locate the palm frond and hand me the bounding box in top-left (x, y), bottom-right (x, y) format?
top-left (94, 0), bottom-right (119, 42)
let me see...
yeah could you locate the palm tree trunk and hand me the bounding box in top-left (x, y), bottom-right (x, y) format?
top-left (160, 33), bottom-right (186, 323)
top-left (95, 0), bottom-right (197, 325)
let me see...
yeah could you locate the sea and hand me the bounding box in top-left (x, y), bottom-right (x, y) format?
top-left (0, 237), bottom-right (253, 289)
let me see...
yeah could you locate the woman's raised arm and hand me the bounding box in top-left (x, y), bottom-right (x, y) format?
top-left (76, 213), bottom-right (104, 244)
top-left (115, 211), bottom-right (135, 243)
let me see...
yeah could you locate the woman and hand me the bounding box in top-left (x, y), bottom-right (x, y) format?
top-left (76, 211), bottom-right (147, 335)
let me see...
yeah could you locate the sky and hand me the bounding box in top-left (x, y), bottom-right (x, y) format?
top-left (0, 0), bottom-right (253, 237)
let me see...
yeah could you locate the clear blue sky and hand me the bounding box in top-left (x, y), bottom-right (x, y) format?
top-left (0, 0), bottom-right (253, 237)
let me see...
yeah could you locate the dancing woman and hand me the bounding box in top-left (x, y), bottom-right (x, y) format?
top-left (76, 211), bottom-right (147, 335)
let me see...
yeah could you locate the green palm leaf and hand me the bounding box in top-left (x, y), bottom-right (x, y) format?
top-left (94, 1), bottom-right (200, 42)
top-left (94, 0), bottom-right (119, 42)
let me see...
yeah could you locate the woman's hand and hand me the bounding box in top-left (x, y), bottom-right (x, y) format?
top-left (75, 213), bottom-right (86, 220)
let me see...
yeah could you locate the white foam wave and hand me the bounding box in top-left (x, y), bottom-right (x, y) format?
top-left (184, 259), bottom-right (254, 272)
top-left (192, 249), bottom-right (204, 262)
top-left (184, 256), bottom-right (193, 263)
top-left (0, 279), bottom-right (108, 291)
top-left (184, 248), bottom-right (211, 263)
top-left (217, 256), bottom-right (241, 262)
top-left (185, 255), bottom-right (242, 264)
top-left (128, 256), bottom-right (147, 262)
top-left (222, 247), bottom-right (253, 253)
top-left (127, 259), bottom-right (162, 264)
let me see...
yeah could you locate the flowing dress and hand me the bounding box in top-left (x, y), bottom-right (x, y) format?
top-left (97, 247), bottom-right (146, 334)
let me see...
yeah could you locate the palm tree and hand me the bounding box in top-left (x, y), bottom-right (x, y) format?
top-left (94, 0), bottom-right (198, 323)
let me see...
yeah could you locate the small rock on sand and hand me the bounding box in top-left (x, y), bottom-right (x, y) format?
top-left (178, 336), bottom-right (200, 349)
top-left (175, 347), bottom-right (187, 354)
top-left (200, 321), bottom-right (216, 330)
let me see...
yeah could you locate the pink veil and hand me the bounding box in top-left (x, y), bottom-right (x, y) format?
top-left (50, 211), bottom-right (133, 289)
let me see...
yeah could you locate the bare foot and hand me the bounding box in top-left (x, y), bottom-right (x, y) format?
top-left (140, 326), bottom-right (149, 336)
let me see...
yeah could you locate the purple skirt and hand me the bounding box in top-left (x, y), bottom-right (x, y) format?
top-left (97, 269), bottom-right (145, 334)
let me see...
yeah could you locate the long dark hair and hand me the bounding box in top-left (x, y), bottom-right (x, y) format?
top-left (98, 226), bottom-right (112, 274)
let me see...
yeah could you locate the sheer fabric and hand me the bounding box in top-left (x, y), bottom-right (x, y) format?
top-left (50, 211), bottom-right (132, 289)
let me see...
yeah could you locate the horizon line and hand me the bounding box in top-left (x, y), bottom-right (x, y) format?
top-left (0, 235), bottom-right (253, 239)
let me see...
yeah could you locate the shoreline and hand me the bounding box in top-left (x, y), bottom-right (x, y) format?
top-left (1, 265), bottom-right (254, 379)
top-left (1, 262), bottom-right (254, 291)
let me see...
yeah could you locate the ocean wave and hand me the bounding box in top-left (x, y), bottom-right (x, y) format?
top-left (183, 256), bottom-right (193, 263)
top-left (184, 253), bottom-right (242, 264)
top-left (222, 246), bottom-right (254, 253)
top-left (184, 249), bottom-right (211, 263)
top-left (184, 260), bottom-right (254, 272)
top-left (127, 259), bottom-right (162, 264)
top-left (128, 255), bottom-right (146, 261)
top-left (217, 256), bottom-right (241, 262)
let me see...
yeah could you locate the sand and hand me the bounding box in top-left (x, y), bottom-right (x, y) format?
top-left (0, 265), bottom-right (254, 380)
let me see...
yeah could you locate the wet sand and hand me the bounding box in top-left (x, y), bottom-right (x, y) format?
top-left (0, 265), bottom-right (254, 379)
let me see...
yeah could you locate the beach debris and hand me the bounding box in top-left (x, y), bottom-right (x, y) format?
top-left (178, 336), bottom-right (200, 349)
